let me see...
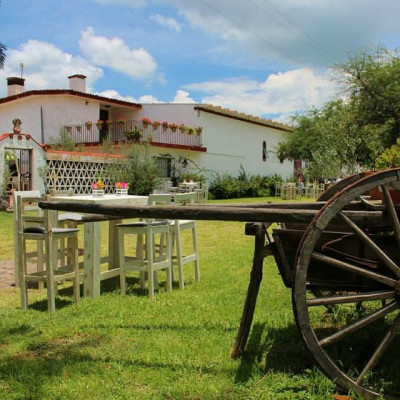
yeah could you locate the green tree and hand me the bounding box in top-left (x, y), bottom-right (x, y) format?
top-left (277, 47), bottom-right (400, 179)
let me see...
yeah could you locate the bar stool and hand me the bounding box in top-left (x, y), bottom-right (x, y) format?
top-left (171, 192), bottom-right (200, 289)
top-left (17, 195), bottom-right (80, 312)
top-left (117, 194), bottom-right (173, 298)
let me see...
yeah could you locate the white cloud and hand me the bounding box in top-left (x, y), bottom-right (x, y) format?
top-left (79, 27), bottom-right (157, 79)
top-left (150, 14), bottom-right (182, 32)
top-left (0, 40), bottom-right (103, 96)
top-left (172, 90), bottom-right (195, 103)
top-left (184, 68), bottom-right (337, 121)
top-left (138, 94), bottom-right (161, 103)
top-left (95, 90), bottom-right (160, 104)
top-left (168, 0), bottom-right (400, 68)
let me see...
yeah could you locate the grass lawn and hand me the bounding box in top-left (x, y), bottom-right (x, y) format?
top-left (0, 196), bottom-right (342, 399)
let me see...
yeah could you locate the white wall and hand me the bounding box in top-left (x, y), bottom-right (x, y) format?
top-left (140, 103), bottom-right (294, 180)
top-left (0, 95), bottom-right (100, 144)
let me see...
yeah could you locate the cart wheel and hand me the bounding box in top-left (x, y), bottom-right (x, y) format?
top-left (293, 168), bottom-right (400, 399)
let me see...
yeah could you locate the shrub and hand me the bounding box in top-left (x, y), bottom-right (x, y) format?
top-left (124, 144), bottom-right (161, 195)
top-left (208, 168), bottom-right (283, 199)
top-left (50, 130), bottom-right (75, 151)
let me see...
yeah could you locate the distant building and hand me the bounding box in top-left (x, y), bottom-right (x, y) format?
top-left (0, 74), bottom-right (294, 193)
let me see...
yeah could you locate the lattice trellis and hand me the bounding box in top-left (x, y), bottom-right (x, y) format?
top-left (45, 158), bottom-right (127, 194)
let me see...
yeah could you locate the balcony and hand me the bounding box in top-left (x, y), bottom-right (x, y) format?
top-left (62, 120), bottom-right (203, 149)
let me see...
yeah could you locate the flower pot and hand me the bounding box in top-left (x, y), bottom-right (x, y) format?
top-left (85, 124), bottom-right (92, 131)
top-left (115, 188), bottom-right (128, 196)
top-left (92, 189), bottom-right (104, 197)
top-left (76, 126), bottom-right (82, 132)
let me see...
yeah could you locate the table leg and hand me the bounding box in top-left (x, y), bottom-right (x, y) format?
top-left (108, 219), bottom-right (122, 270)
top-left (84, 221), bottom-right (101, 297)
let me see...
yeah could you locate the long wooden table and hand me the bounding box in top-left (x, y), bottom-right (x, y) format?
top-left (51, 194), bottom-right (148, 297)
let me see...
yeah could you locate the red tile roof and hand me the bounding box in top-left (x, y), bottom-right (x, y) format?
top-left (0, 89), bottom-right (141, 108)
top-left (194, 104), bottom-right (292, 132)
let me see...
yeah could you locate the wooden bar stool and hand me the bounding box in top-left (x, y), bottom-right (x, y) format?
top-left (171, 192), bottom-right (200, 289)
top-left (17, 195), bottom-right (80, 312)
top-left (117, 194), bottom-right (173, 298)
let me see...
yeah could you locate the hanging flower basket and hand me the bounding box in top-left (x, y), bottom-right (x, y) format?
top-left (169, 123), bottom-right (178, 133)
top-left (141, 117), bottom-right (152, 129)
top-left (161, 121), bottom-right (169, 131)
top-left (179, 124), bottom-right (186, 133)
top-left (96, 120), bottom-right (104, 129)
top-left (85, 121), bottom-right (93, 130)
top-left (152, 121), bottom-right (160, 131)
top-left (76, 125), bottom-right (82, 132)
top-left (65, 125), bottom-right (72, 133)
top-left (117, 117), bottom-right (126, 127)
top-left (196, 126), bottom-right (203, 135)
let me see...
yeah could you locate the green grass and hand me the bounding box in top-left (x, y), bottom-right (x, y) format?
top-left (0, 196), bottom-right (341, 399)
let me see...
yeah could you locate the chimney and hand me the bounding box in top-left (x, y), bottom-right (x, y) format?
top-left (7, 77), bottom-right (25, 96)
top-left (68, 74), bottom-right (86, 92)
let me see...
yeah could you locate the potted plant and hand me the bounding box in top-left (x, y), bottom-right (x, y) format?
top-left (124, 126), bottom-right (142, 142)
top-left (141, 117), bottom-right (152, 129)
top-left (115, 181), bottom-right (129, 196)
top-left (161, 121), bottom-right (169, 131)
top-left (91, 179), bottom-right (105, 197)
top-left (196, 126), bottom-right (203, 135)
top-left (85, 121), bottom-right (93, 130)
top-left (76, 125), bottom-right (82, 132)
top-left (96, 119), bottom-right (104, 129)
top-left (186, 127), bottom-right (195, 135)
top-left (179, 123), bottom-right (186, 134)
top-left (117, 117), bottom-right (126, 127)
top-left (152, 120), bottom-right (160, 130)
top-left (65, 125), bottom-right (72, 133)
top-left (169, 123), bottom-right (178, 133)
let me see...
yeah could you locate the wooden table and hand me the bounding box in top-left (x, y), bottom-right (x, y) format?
top-left (51, 194), bottom-right (148, 297)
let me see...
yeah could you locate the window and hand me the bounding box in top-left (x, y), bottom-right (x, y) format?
top-left (262, 141), bottom-right (268, 161)
top-left (153, 156), bottom-right (172, 177)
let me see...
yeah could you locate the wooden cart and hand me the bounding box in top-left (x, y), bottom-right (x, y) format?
top-left (40, 168), bottom-right (400, 399)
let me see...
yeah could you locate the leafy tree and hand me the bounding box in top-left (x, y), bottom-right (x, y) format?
top-left (277, 47), bottom-right (400, 179)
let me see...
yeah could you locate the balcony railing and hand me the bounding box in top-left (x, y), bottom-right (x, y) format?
top-left (61, 120), bottom-right (203, 148)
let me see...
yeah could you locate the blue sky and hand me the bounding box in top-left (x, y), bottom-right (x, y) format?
top-left (1, 0), bottom-right (400, 122)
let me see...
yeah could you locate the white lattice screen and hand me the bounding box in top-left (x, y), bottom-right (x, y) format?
top-left (45, 158), bottom-right (127, 194)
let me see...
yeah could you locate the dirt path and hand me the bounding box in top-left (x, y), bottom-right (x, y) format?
top-left (0, 259), bottom-right (17, 289)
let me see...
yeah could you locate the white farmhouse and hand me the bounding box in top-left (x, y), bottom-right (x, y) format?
top-left (0, 74), bottom-right (294, 194)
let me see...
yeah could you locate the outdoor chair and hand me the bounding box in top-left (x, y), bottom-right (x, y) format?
top-left (117, 194), bottom-right (173, 298)
top-left (170, 192), bottom-right (200, 289)
top-left (16, 195), bottom-right (80, 312)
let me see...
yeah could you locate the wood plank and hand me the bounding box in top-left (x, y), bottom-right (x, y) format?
top-left (39, 201), bottom-right (391, 226)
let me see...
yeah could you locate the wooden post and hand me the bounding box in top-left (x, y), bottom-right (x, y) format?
top-left (231, 222), bottom-right (273, 358)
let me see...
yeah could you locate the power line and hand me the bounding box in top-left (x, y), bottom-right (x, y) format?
top-left (257, 0), bottom-right (339, 64)
top-left (197, 0), bottom-right (310, 66)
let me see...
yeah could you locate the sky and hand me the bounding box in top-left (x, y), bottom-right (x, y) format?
top-left (1, 0), bottom-right (400, 123)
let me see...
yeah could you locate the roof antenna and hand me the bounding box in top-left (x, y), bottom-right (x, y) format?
top-left (19, 62), bottom-right (24, 78)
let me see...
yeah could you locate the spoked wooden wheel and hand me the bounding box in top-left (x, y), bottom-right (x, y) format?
top-left (293, 169), bottom-right (400, 399)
